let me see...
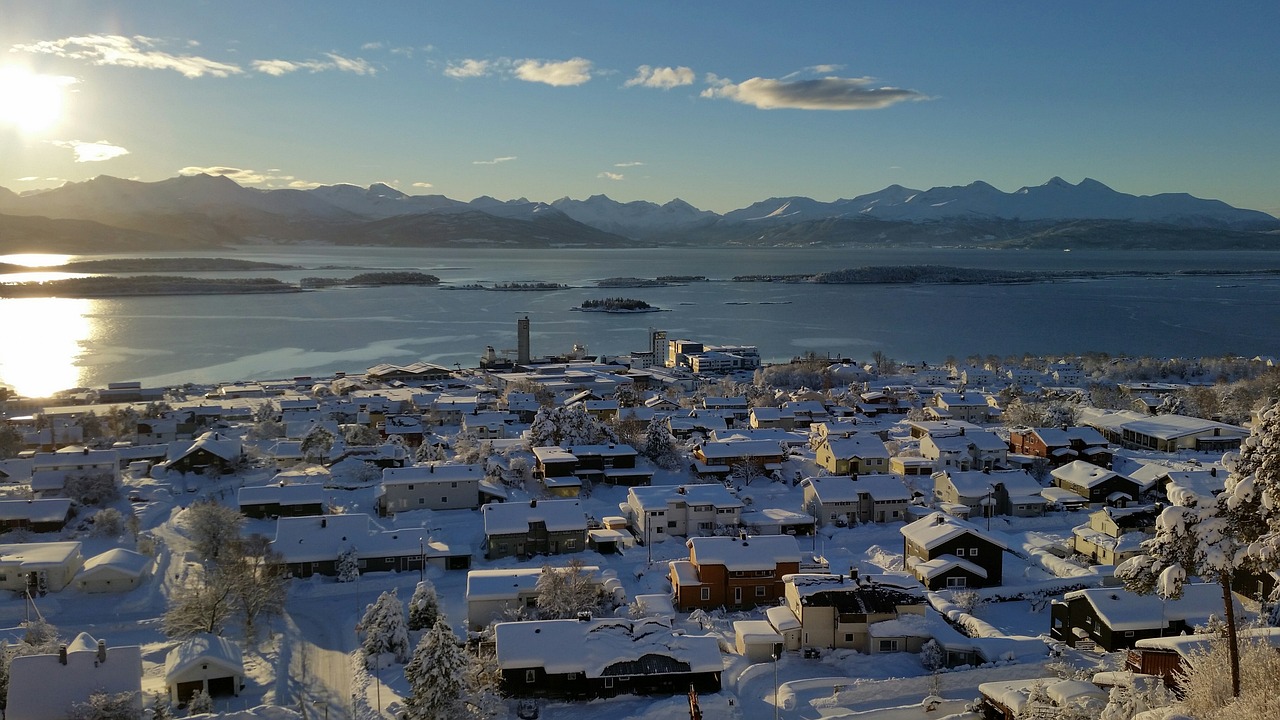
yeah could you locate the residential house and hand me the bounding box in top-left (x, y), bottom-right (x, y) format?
top-left (691, 439), bottom-right (787, 480)
top-left (494, 617), bottom-right (721, 699)
top-left (669, 534), bottom-right (801, 612)
top-left (1050, 460), bottom-right (1141, 505)
top-left (563, 443), bottom-right (652, 486)
top-left (74, 548), bottom-right (152, 593)
top-left (919, 430), bottom-right (1006, 472)
top-left (0, 541), bottom-right (84, 593)
top-left (733, 620), bottom-right (784, 662)
top-left (1050, 583), bottom-right (1227, 652)
top-left (237, 483), bottom-right (326, 519)
top-left (928, 392), bottom-right (992, 423)
top-left (814, 433), bottom-right (890, 476)
top-left (626, 484), bottom-right (743, 541)
top-left (901, 513), bottom-right (1007, 589)
top-left (1008, 426), bottom-right (1113, 469)
top-left (0, 498), bottom-right (73, 532)
top-left (462, 411), bottom-right (515, 439)
top-left (780, 573), bottom-right (926, 653)
top-left (783, 400), bottom-right (831, 428)
top-left (481, 499), bottom-right (590, 560)
top-left (800, 474), bottom-right (911, 527)
top-left (166, 431), bottom-right (243, 475)
top-left (381, 415), bottom-right (426, 446)
top-left (749, 407), bottom-right (795, 430)
top-left (667, 412), bottom-right (728, 440)
top-left (932, 469), bottom-right (1046, 519)
top-left (164, 634), bottom-right (245, 706)
top-left (5, 633), bottom-right (142, 720)
top-left (465, 565), bottom-right (611, 630)
top-left (1079, 408), bottom-right (1248, 453)
top-left (1126, 628), bottom-right (1280, 689)
top-left (531, 446), bottom-right (583, 497)
top-left (30, 446), bottom-right (120, 498)
top-left (978, 678), bottom-right (1106, 720)
top-left (269, 513), bottom-right (470, 577)
top-left (377, 462), bottom-right (487, 514)
top-left (1071, 505), bottom-right (1158, 566)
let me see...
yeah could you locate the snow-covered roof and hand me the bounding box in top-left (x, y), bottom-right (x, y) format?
top-left (696, 439), bottom-right (784, 459)
top-left (822, 434), bottom-right (889, 459)
top-left (765, 605), bottom-right (801, 632)
top-left (6, 634), bottom-right (142, 720)
top-left (1051, 460), bottom-right (1121, 488)
top-left (868, 612), bottom-right (933, 638)
top-left (494, 617), bottom-right (722, 677)
top-left (481, 499), bottom-right (588, 536)
top-left (237, 482), bottom-right (327, 506)
top-left (733, 620), bottom-right (782, 645)
top-left (801, 475), bottom-right (860, 503)
top-left (164, 634), bottom-right (244, 680)
top-left (853, 474), bottom-right (913, 501)
top-left (0, 541), bottom-right (81, 569)
top-left (0, 498), bottom-right (71, 523)
top-left (911, 555), bottom-right (988, 580)
top-left (269, 513), bottom-right (459, 563)
top-left (531, 446), bottom-right (578, 464)
top-left (1063, 583), bottom-right (1227, 632)
top-left (1121, 414), bottom-right (1246, 440)
top-left (80, 548), bottom-right (151, 578)
top-left (627, 483), bottom-right (742, 512)
top-left (465, 566), bottom-right (602, 601)
top-left (688, 534), bottom-right (800, 571)
top-left (381, 462), bottom-right (483, 486)
top-left (900, 512), bottom-right (1007, 551)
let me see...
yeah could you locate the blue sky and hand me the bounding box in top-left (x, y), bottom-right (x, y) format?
top-left (1, 1), bottom-right (1277, 214)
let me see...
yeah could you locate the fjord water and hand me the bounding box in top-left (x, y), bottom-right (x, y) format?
top-left (2, 246), bottom-right (1279, 396)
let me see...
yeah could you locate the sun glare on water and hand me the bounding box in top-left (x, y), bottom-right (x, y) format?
top-left (0, 298), bottom-right (92, 398)
top-left (0, 67), bottom-right (74, 134)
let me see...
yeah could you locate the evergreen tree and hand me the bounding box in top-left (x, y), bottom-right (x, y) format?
top-left (641, 418), bottom-right (683, 470)
top-left (186, 689), bottom-right (213, 714)
top-left (361, 590), bottom-right (411, 666)
top-left (408, 580), bottom-right (441, 631)
top-left (535, 559), bottom-right (604, 619)
top-left (301, 425), bottom-right (336, 464)
top-left (337, 546), bottom-right (360, 583)
top-left (403, 619), bottom-right (469, 720)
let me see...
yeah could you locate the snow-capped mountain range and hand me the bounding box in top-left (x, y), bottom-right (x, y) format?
top-left (0, 173), bottom-right (1275, 253)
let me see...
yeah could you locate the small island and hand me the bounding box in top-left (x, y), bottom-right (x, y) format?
top-left (572, 297), bottom-right (664, 313)
top-left (299, 272), bottom-right (441, 289)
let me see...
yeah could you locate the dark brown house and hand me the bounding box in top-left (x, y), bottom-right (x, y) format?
top-left (1049, 584), bottom-right (1224, 652)
top-left (900, 512), bottom-right (1007, 590)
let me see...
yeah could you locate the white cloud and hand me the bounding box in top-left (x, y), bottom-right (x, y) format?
top-left (597, 172), bottom-right (624, 181)
top-left (473, 156), bottom-right (517, 165)
top-left (15, 176), bottom-right (39, 182)
top-left (252, 53), bottom-right (375, 76)
top-left (514, 57), bottom-right (592, 86)
top-left (412, 182), bottom-right (434, 188)
top-left (805, 64), bottom-right (843, 74)
top-left (614, 161), bottom-right (645, 168)
top-left (287, 179), bottom-right (324, 189)
top-left (49, 139), bottom-right (129, 162)
top-left (625, 65), bottom-right (694, 89)
top-left (444, 58), bottom-right (497, 79)
top-left (701, 73), bottom-right (926, 110)
top-left (361, 42), bottom-right (383, 51)
top-left (11, 34), bottom-right (243, 78)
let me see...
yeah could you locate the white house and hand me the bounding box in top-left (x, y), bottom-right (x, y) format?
top-left (626, 484), bottom-right (743, 540)
top-left (378, 462), bottom-right (488, 513)
top-left (6, 633), bottom-right (142, 720)
top-left (31, 446), bottom-right (120, 498)
top-left (800, 474), bottom-right (911, 526)
top-left (164, 634), bottom-right (245, 705)
top-left (0, 541), bottom-right (84, 593)
top-left (74, 548), bottom-right (152, 593)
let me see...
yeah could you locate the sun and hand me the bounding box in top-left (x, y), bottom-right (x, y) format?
top-left (0, 67), bottom-right (73, 134)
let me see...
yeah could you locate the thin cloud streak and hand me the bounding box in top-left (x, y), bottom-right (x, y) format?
top-left (597, 172), bottom-right (624, 181)
top-left (444, 59), bottom-right (497, 79)
top-left (11, 34), bottom-right (243, 78)
top-left (473, 156), bottom-right (517, 165)
top-left (50, 140), bottom-right (129, 162)
top-left (252, 53), bottom-right (375, 76)
top-left (701, 73), bottom-right (926, 110)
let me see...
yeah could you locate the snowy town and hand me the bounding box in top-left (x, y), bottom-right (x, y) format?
top-left (0, 326), bottom-right (1278, 720)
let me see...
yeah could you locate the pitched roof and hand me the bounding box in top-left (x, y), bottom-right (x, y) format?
top-left (900, 512), bottom-right (1008, 551)
top-left (1051, 460), bottom-right (1123, 488)
top-left (164, 634), bottom-right (244, 680)
top-left (481, 499), bottom-right (588, 536)
top-left (687, 534), bottom-right (800, 571)
top-left (494, 617), bottom-right (722, 677)
top-left (6, 634), bottom-right (142, 720)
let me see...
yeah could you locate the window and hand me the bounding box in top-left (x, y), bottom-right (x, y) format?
top-left (418, 498), bottom-right (425, 505)
top-left (1125, 630), bottom-right (1134, 637)
top-left (667, 521), bottom-right (677, 528)
top-left (441, 496), bottom-right (447, 503)
top-left (946, 577), bottom-right (967, 589)
top-left (603, 677), bottom-right (614, 689)
top-left (451, 482), bottom-right (458, 488)
top-left (879, 640), bottom-right (898, 652)
top-left (756, 585), bottom-right (766, 597)
top-left (655, 527), bottom-right (663, 534)
top-left (700, 587), bottom-right (710, 601)
top-left (566, 672), bottom-right (578, 680)
top-left (565, 539), bottom-right (576, 549)
top-left (955, 548), bottom-right (965, 557)
top-left (969, 547), bottom-right (978, 556)
top-left (525, 670), bottom-right (536, 683)
top-left (845, 633), bottom-right (854, 642)
top-left (407, 484), bottom-right (414, 490)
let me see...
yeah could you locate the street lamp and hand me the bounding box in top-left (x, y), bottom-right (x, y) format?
top-left (772, 643), bottom-right (783, 720)
top-left (419, 537), bottom-right (425, 583)
top-left (986, 485), bottom-right (994, 531)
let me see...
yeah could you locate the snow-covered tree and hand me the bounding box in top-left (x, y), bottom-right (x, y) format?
top-left (163, 565), bottom-right (238, 638)
top-left (184, 500), bottom-right (244, 565)
top-left (525, 405), bottom-right (616, 449)
top-left (1174, 626), bottom-right (1280, 720)
top-left (301, 425), bottom-right (336, 463)
top-left (337, 546), bottom-right (360, 583)
top-left (0, 425), bottom-right (22, 460)
top-left (186, 688), bottom-right (213, 714)
top-left (90, 508), bottom-right (124, 537)
top-left (919, 639), bottom-right (945, 672)
top-left (535, 559), bottom-right (604, 619)
top-left (63, 471), bottom-right (119, 506)
top-left (344, 424), bottom-right (382, 446)
top-left (729, 461), bottom-right (767, 487)
top-left (641, 418), bottom-right (683, 470)
top-left (408, 580), bottom-right (441, 631)
top-left (361, 590), bottom-right (411, 666)
top-left (68, 691), bottom-right (138, 720)
top-left (403, 619), bottom-right (469, 720)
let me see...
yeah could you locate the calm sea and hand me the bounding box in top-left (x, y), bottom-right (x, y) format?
top-left (2, 246), bottom-right (1279, 396)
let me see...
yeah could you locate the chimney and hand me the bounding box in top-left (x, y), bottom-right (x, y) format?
top-left (97, 639), bottom-right (106, 664)
top-left (576, 611), bottom-right (592, 622)
top-left (320, 517), bottom-right (327, 528)
top-left (1211, 467), bottom-right (1217, 477)
top-left (58, 645), bottom-right (67, 665)
top-left (530, 499), bottom-right (537, 508)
